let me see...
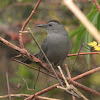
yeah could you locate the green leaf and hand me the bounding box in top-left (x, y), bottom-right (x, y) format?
top-left (84, 31), bottom-right (92, 68)
top-left (69, 26), bottom-right (85, 39)
top-left (84, 11), bottom-right (99, 68)
top-left (97, 14), bottom-right (100, 31)
top-left (70, 5), bottom-right (99, 68)
top-left (71, 31), bottom-right (85, 59)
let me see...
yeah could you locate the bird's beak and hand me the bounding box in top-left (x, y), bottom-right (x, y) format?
top-left (37, 24), bottom-right (47, 28)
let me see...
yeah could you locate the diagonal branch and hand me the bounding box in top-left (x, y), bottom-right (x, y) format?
top-left (63, 0), bottom-right (100, 43)
top-left (93, 0), bottom-right (100, 13)
top-left (68, 52), bottom-right (100, 57)
top-left (19, 0), bottom-right (41, 48)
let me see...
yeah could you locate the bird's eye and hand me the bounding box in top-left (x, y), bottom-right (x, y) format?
top-left (49, 24), bottom-right (52, 26)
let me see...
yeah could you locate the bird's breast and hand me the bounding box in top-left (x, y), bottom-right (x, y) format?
top-left (47, 34), bottom-right (70, 59)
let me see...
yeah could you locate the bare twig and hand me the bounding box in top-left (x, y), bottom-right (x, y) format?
top-left (63, 0), bottom-right (100, 43)
top-left (93, 0), bottom-right (100, 13)
top-left (64, 64), bottom-right (71, 79)
top-left (71, 44), bottom-right (84, 71)
top-left (57, 66), bottom-right (79, 98)
top-left (6, 71), bottom-right (11, 100)
top-left (19, 0), bottom-right (41, 48)
top-left (22, 78), bottom-right (35, 92)
top-left (68, 52), bottom-right (100, 57)
top-left (57, 66), bottom-right (69, 88)
top-left (72, 66), bottom-right (100, 81)
top-left (12, 58), bottom-right (56, 79)
top-left (67, 77), bottom-right (100, 96)
top-left (0, 94), bottom-right (60, 100)
top-left (64, 64), bottom-right (76, 100)
top-left (34, 67), bottom-right (40, 89)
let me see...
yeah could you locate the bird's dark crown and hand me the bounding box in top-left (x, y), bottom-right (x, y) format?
top-left (48, 20), bottom-right (60, 24)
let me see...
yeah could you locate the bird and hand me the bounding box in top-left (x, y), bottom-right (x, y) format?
top-left (33, 20), bottom-right (70, 66)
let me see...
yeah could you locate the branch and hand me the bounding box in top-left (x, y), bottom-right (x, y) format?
top-left (72, 66), bottom-right (100, 81)
top-left (68, 52), bottom-right (100, 57)
top-left (93, 0), bottom-right (100, 13)
top-left (6, 71), bottom-right (11, 100)
top-left (13, 58), bottom-right (56, 79)
top-left (0, 94), bottom-right (60, 100)
top-left (0, 37), bottom-right (51, 71)
top-left (19, 0), bottom-right (41, 48)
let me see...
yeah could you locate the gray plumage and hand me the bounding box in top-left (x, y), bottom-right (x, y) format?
top-left (37, 20), bottom-right (70, 66)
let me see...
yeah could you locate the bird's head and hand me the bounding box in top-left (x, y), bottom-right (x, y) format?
top-left (37, 20), bottom-right (66, 34)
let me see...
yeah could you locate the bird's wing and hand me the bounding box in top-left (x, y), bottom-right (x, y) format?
top-left (22, 37), bottom-right (48, 64)
top-left (37, 36), bottom-right (48, 61)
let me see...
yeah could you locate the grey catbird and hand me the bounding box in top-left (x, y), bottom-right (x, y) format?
top-left (25, 20), bottom-right (70, 66)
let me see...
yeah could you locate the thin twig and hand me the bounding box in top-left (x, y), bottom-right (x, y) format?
top-left (57, 66), bottom-right (79, 98)
top-left (71, 44), bottom-right (84, 71)
top-left (64, 64), bottom-right (71, 79)
top-left (12, 58), bottom-right (56, 79)
top-left (72, 66), bottom-right (100, 81)
top-left (22, 78), bottom-right (35, 92)
top-left (6, 71), bottom-right (11, 100)
top-left (34, 67), bottom-right (40, 89)
top-left (64, 64), bottom-right (76, 100)
top-left (93, 0), bottom-right (100, 13)
top-left (19, 0), bottom-right (41, 48)
top-left (0, 94), bottom-right (60, 100)
top-left (57, 66), bottom-right (69, 88)
top-left (68, 52), bottom-right (100, 57)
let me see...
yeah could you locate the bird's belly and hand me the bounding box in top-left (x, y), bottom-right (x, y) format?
top-left (47, 39), bottom-right (69, 64)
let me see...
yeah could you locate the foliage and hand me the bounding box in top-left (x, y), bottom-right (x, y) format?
top-left (69, 1), bottom-right (100, 68)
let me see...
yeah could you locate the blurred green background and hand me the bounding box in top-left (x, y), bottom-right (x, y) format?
top-left (0, 0), bottom-right (100, 100)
